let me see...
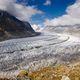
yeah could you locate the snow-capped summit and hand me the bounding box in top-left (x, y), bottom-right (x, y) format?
top-left (32, 24), bottom-right (43, 32)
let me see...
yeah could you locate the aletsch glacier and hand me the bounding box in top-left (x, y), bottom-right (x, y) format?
top-left (0, 32), bottom-right (80, 76)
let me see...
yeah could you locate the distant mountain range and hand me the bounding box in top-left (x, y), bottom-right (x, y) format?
top-left (43, 24), bottom-right (80, 36)
top-left (0, 10), bottom-right (36, 41)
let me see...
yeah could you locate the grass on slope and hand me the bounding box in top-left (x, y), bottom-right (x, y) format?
top-left (1, 63), bottom-right (80, 80)
top-left (29, 63), bottom-right (80, 80)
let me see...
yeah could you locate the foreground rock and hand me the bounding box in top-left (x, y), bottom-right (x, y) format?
top-left (0, 10), bottom-right (36, 41)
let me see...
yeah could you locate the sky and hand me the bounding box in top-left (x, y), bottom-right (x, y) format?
top-left (16, 0), bottom-right (76, 25)
top-left (0, 0), bottom-right (80, 28)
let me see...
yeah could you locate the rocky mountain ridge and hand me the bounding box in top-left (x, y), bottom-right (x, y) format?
top-left (0, 10), bottom-right (36, 41)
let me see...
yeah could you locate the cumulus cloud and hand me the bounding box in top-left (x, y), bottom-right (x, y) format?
top-left (0, 0), bottom-right (43, 21)
top-left (44, 0), bottom-right (51, 6)
top-left (44, 0), bottom-right (80, 26)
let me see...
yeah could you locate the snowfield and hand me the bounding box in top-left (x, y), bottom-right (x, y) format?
top-left (0, 32), bottom-right (80, 76)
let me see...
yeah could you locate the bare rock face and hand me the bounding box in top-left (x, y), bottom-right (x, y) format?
top-left (0, 10), bottom-right (35, 41)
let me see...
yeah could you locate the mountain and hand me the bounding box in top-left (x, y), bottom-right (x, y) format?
top-left (43, 24), bottom-right (80, 36)
top-left (32, 24), bottom-right (41, 32)
top-left (0, 10), bottom-right (36, 41)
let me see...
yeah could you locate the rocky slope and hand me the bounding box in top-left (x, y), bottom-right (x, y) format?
top-left (0, 10), bottom-right (35, 41)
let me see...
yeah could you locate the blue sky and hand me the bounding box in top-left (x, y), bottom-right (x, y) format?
top-left (0, 0), bottom-right (79, 27)
top-left (17, 0), bottom-right (75, 25)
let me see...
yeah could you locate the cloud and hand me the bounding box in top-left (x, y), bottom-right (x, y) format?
top-left (0, 0), bottom-right (43, 21)
top-left (44, 0), bottom-right (51, 6)
top-left (44, 0), bottom-right (80, 26)
top-left (76, 0), bottom-right (80, 2)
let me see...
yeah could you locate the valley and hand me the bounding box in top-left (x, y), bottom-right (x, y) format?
top-left (0, 32), bottom-right (80, 79)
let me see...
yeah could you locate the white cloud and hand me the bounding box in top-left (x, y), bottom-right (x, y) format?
top-left (44, 0), bottom-right (51, 6)
top-left (44, 0), bottom-right (80, 26)
top-left (76, 0), bottom-right (80, 2)
top-left (0, 0), bottom-right (43, 21)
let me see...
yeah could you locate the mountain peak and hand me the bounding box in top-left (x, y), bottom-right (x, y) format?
top-left (0, 10), bottom-right (35, 41)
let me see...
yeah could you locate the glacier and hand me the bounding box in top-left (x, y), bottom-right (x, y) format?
top-left (0, 32), bottom-right (80, 76)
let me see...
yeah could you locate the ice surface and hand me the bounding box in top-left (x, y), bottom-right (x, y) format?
top-left (0, 32), bottom-right (80, 76)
